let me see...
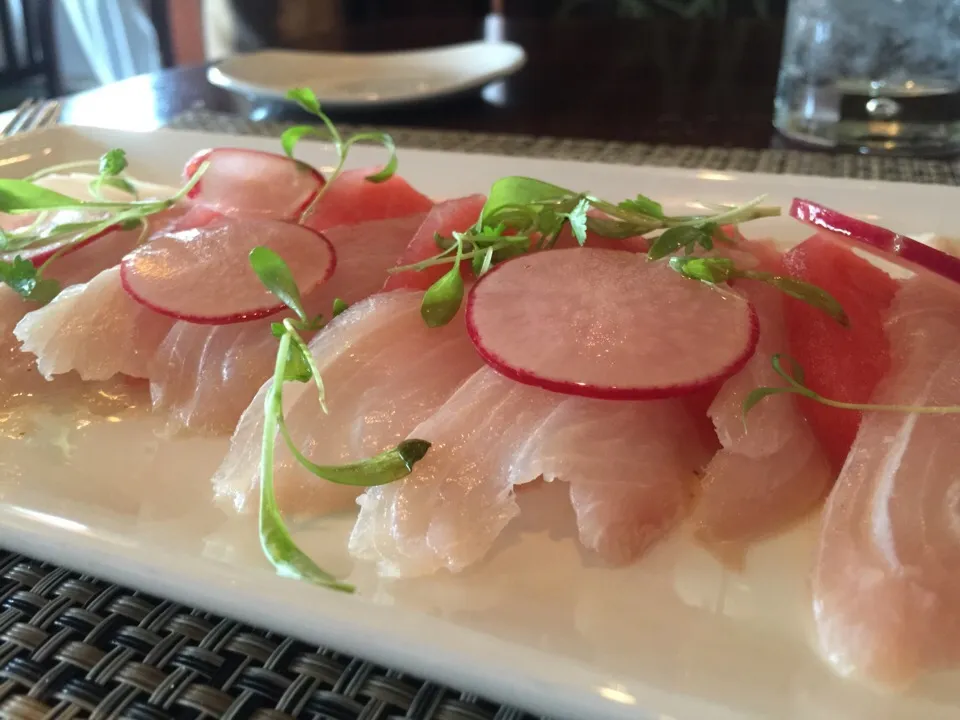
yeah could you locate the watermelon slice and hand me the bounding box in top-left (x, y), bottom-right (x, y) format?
top-left (782, 233), bottom-right (901, 470)
top-left (303, 167), bottom-right (434, 232)
top-left (383, 194), bottom-right (488, 291)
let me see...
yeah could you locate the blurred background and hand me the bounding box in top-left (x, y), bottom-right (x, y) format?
top-left (1, 0), bottom-right (789, 110)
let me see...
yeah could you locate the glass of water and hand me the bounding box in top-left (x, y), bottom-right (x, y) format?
top-left (774, 0), bottom-right (960, 155)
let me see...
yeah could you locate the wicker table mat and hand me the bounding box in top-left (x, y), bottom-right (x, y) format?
top-left (3, 112), bottom-right (959, 720)
top-left (168, 109), bottom-right (960, 185)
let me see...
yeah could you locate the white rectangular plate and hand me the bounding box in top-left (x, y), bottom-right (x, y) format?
top-left (206, 42), bottom-right (526, 109)
top-left (1, 125), bottom-right (959, 720)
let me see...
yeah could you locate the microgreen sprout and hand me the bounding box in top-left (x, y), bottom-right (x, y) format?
top-left (669, 256), bottom-right (849, 327)
top-left (742, 353), bottom-right (960, 430)
top-left (280, 87), bottom-right (398, 223)
top-left (390, 176), bottom-right (787, 327)
top-left (249, 247), bottom-right (431, 592)
top-left (0, 159), bottom-right (208, 304)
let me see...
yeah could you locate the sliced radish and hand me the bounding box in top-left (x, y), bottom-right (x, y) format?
top-left (120, 215), bottom-right (336, 324)
top-left (790, 198), bottom-right (960, 285)
top-left (466, 247), bottom-right (759, 400)
top-left (2, 223), bottom-right (123, 266)
top-left (184, 147), bottom-right (325, 221)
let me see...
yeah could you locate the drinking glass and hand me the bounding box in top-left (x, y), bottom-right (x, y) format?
top-left (774, 0), bottom-right (960, 155)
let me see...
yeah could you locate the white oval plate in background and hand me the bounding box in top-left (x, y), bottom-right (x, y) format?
top-left (207, 42), bottom-right (527, 110)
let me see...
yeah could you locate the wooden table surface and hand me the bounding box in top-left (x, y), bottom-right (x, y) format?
top-left (57, 16), bottom-right (794, 150)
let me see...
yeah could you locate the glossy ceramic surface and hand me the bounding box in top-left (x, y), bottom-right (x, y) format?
top-left (207, 42), bottom-right (527, 109)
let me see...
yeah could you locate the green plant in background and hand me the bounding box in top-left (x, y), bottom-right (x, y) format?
top-left (557, 0), bottom-right (774, 18)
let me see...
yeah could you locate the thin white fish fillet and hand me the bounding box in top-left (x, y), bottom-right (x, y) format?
top-left (349, 368), bottom-right (565, 578)
top-left (813, 277), bottom-right (960, 687)
top-left (211, 290), bottom-right (482, 516)
top-left (148, 212), bottom-right (426, 436)
top-left (512, 398), bottom-right (712, 564)
top-left (149, 316), bottom-right (280, 436)
top-left (692, 281), bottom-right (833, 555)
top-left (13, 266), bottom-right (175, 381)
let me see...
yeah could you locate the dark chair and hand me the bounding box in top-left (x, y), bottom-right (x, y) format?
top-left (147, 0), bottom-right (175, 68)
top-left (0, 0), bottom-right (59, 101)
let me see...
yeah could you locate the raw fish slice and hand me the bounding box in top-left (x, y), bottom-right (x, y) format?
top-left (383, 195), bottom-right (487, 291)
top-left (692, 280), bottom-right (833, 556)
top-left (303, 168), bottom-right (433, 232)
top-left (13, 266), bottom-right (175, 380)
top-left (148, 213), bottom-right (425, 436)
top-left (708, 282), bottom-right (800, 458)
top-left (211, 290), bottom-right (482, 515)
top-left (150, 316), bottom-right (280, 436)
top-left (349, 368), bottom-right (564, 578)
top-left (695, 430), bottom-right (830, 552)
top-left (184, 147), bottom-right (324, 220)
top-left (814, 277), bottom-right (960, 686)
top-left (783, 233), bottom-right (901, 470)
top-left (307, 213), bottom-right (426, 313)
top-left (512, 397), bottom-right (712, 564)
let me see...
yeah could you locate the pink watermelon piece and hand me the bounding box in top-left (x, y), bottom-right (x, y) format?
top-left (303, 168), bottom-right (434, 232)
top-left (782, 233), bottom-right (901, 471)
top-left (383, 194), bottom-right (488, 292)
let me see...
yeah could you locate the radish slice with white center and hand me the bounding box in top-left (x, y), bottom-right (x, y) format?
top-left (120, 215), bottom-right (336, 324)
top-left (2, 223), bottom-right (122, 266)
top-left (184, 148), bottom-right (325, 221)
top-left (466, 247), bottom-right (759, 400)
top-left (791, 197), bottom-right (960, 285)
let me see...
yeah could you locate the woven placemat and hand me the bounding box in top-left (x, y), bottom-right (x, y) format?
top-left (0, 551), bottom-right (539, 720)
top-left (168, 109), bottom-right (960, 185)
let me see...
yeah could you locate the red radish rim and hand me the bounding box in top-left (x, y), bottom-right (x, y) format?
top-left (183, 148), bottom-right (327, 222)
top-left (119, 225), bottom-right (337, 325)
top-left (463, 256), bottom-right (761, 401)
top-left (2, 223), bottom-right (120, 267)
top-left (791, 197), bottom-right (960, 285)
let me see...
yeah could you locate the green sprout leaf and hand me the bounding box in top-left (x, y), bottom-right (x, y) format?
top-left (0, 256), bottom-right (61, 303)
top-left (282, 87), bottom-right (397, 221)
top-left (287, 87), bottom-right (322, 115)
top-left (280, 125), bottom-right (323, 158)
top-left (98, 148), bottom-right (128, 177)
top-left (482, 176), bottom-right (575, 221)
top-left (564, 196), bottom-right (590, 245)
top-left (618, 194), bottom-right (664, 219)
top-left (668, 256), bottom-right (849, 327)
top-left (0, 181), bottom-right (84, 213)
top-left (421, 265), bottom-right (464, 327)
top-left (756, 274), bottom-right (850, 327)
top-left (279, 419), bottom-right (431, 487)
top-left (343, 132), bottom-right (398, 183)
top-left (332, 298), bottom-right (349, 317)
top-left (249, 247), bottom-right (308, 322)
top-left (649, 226), bottom-right (710, 261)
top-left (283, 341), bottom-right (313, 383)
top-left (668, 255), bottom-right (735, 283)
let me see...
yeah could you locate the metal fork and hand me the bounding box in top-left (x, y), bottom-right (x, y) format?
top-left (1, 98), bottom-right (61, 138)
